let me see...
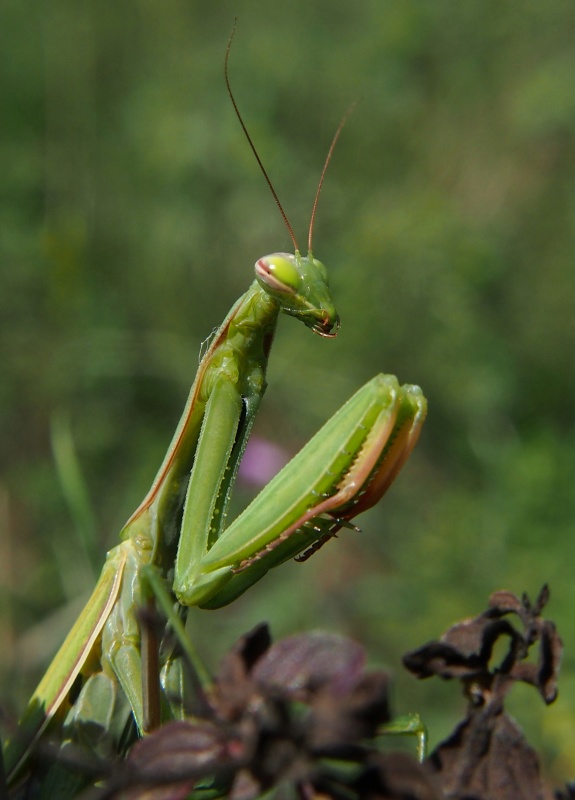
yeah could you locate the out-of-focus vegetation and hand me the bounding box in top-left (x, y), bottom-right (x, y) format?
top-left (1, 0), bottom-right (573, 783)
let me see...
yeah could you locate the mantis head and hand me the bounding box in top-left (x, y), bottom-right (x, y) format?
top-left (255, 251), bottom-right (340, 338)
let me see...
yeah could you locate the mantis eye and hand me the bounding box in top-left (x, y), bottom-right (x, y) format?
top-left (312, 258), bottom-right (329, 282)
top-left (255, 253), bottom-right (300, 294)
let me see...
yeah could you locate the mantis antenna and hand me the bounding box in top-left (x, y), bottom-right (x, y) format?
top-left (224, 20), bottom-right (355, 254)
top-left (307, 101), bottom-right (357, 253)
top-left (225, 21), bottom-right (299, 252)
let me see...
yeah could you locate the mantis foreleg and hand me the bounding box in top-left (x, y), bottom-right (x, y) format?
top-left (179, 374), bottom-right (426, 609)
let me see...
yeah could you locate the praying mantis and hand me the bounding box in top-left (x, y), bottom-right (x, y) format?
top-left (3, 29), bottom-right (427, 790)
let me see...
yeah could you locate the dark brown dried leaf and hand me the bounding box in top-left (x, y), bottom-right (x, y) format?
top-left (96, 628), bottom-right (393, 800)
top-left (252, 631), bottom-right (366, 697)
top-left (403, 588), bottom-right (562, 706)
top-left (121, 719), bottom-right (245, 784)
top-left (308, 671), bottom-right (391, 752)
top-left (403, 588), bottom-right (564, 800)
top-left (213, 623), bottom-right (272, 721)
top-left (427, 705), bottom-right (546, 800)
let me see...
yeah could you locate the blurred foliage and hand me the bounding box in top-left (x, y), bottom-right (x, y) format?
top-left (1, 0), bottom-right (574, 785)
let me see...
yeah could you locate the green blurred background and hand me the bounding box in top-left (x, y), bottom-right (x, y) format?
top-left (1, 0), bottom-right (574, 783)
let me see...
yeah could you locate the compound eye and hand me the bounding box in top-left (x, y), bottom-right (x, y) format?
top-left (255, 253), bottom-right (300, 293)
top-left (313, 258), bottom-right (329, 282)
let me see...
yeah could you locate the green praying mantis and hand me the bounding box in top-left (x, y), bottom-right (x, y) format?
top-left (3, 31), bottom-right (427, 789)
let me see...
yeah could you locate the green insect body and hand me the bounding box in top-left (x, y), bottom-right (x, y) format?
top-left (3, 38), bottom-right (428, 787)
